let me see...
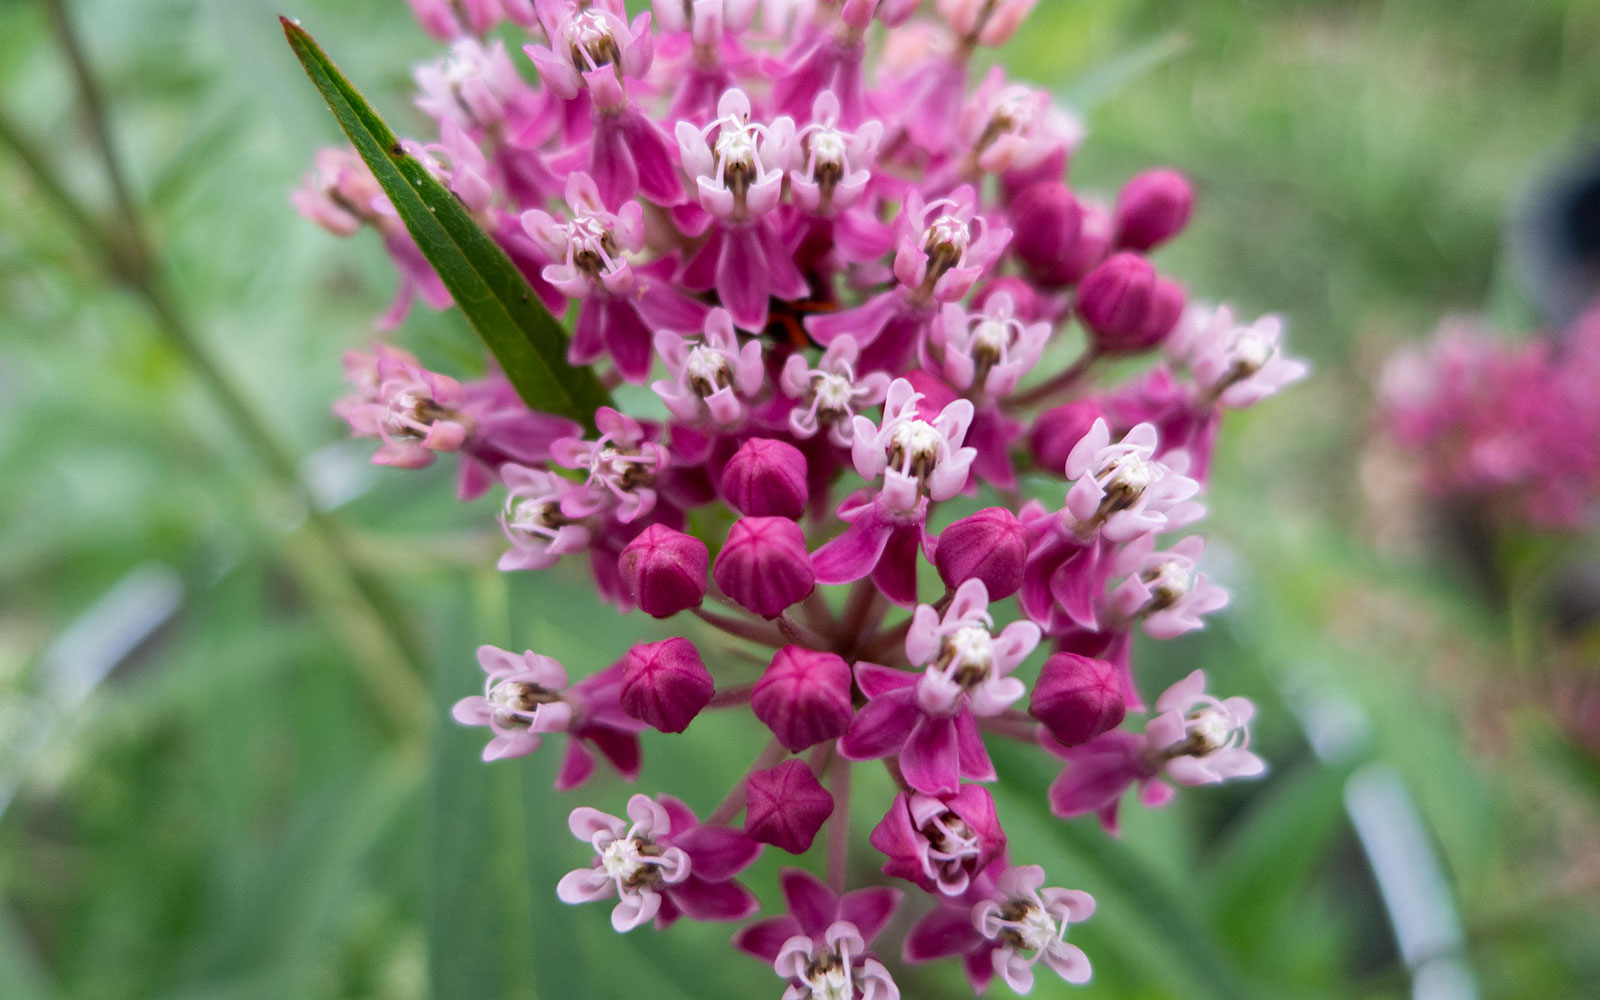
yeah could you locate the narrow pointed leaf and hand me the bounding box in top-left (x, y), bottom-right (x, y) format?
top-left (281, 17), bottom-right (609, 430)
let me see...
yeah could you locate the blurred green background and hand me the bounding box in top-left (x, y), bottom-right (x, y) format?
top-left (3, 0), bottom-right (1600, 997)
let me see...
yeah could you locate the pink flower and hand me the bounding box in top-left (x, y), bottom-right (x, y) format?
top-left (1058, 419), bottom-right (1202, 543)
top-left (652, 307), bottom-right (765, 425)
top-left (451, 644), bottom-right (574, 761)
top-left (496, 464), bottom-right (593, 571)
top-left (1172, 304), bottom-right (1309, 409)
top-left (838, 580), bottom-right (1037, 794)
top-left (522, 174), bottom-right (709, 381)
top-left (786, 92), bottom-right (882, 216)
top-left (336, 346), bottom-right (472, 468)
top-left (550, 408), bottom-right (671, 524)
top-left (972, 864), bottom-right (1095, 992)
top-left (734, 869), bottom-right (902, 1000)
top-left (452, 648), bottom-right (643, 788)
top-left (1112, 169), bottom-right (1193, 252)
top-left (558, 793), bottom-right (761, 932)
top-left (780, 334), bottom-right (892, 446)
top-left (413, 37), bottom-right (528, 131)
top-left (720, 438), bottom-right (810, 519)
top-left (931, 290), bottom-right (1050, 398)
top-left (850, 378), bottom-right (976, 513)
top-left (1144, 669), bottom-right (1264, 786)
top-left (1106, 535), bottom-right (1229, 639)
top-left (1046, 670), bottom-right (1263, 831)
top-left (675, 89), bottom-right (807, 331)
top-left (870, 785), bottom-right (1006, 896)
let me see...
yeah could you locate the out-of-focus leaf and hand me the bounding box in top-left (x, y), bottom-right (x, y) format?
top-left (280, 18), bottom-right (609, 431)
top-left (1059, 31), bottom-right (1190, 111)
top-left (426, 576), bottom-right (540, 1000)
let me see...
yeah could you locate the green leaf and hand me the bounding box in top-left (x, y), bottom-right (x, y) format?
top-left (280, 18), bottom-right (610, 431)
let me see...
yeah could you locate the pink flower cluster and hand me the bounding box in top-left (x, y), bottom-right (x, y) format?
top-left (298, 2), bottom-right (1304, 994)
top-left (1381, 306), bottom-right (1600, 530)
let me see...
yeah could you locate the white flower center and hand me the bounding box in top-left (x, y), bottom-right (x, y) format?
top-left (1142, 559), bottom-right (1191, 608)
top-left (924, 214), bottom-right (970, 258)
top-left (972, 318), bottom-right (1011, 357)
top-left (568, 11), bottom-right (619, 70)
top-left (1015, 905), bottom-right (1060, 954)
top-left (814, 372), bottom-right (855, 411)
top-left (1185, 707), bottom-right (1233, 756)
top-left (943, 624), bottom-right (994, 683)
top-left (1228, 327), bottom-right (1273, 374)
top-left (600, 837), bottom-right (649, 882)
top-left (684, 344), bottom-right (731, 396)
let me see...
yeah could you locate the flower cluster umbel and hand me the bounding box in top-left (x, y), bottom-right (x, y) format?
top-left (1380, 305), bottom-right (1600, 531)
top-left (298, 1), bottom-right (1304, 994)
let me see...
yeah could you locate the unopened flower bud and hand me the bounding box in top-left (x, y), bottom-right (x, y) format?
top-left (1113, 169), bottom-right (1193, 251)
top-left (1030, 652), bottom-right (1125, 746)
top-left (618, 524), bottom-right (709, 619)
top-left (934, 507), bottom-right (1028, 599)
top-left (721, 438), bottom-right (809, 519)
top-left (713, 517), bottom-right (816, 618)
top-left (744, 759), bottom-right (834, 854)
top-left (1029, 400), bottom-right (1103, 474)
top-left (1077, 253), bottom-right (1179, 353)
top-left (751, 646), bottom-right (854, 751)
top-left (1008, 182), bottom-right (1083, 288)
top-left (620, 637), bottom-right (715, 733)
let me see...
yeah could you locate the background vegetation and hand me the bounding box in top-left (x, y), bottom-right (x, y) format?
top-left (3, 0), bottom-right (1599, 997)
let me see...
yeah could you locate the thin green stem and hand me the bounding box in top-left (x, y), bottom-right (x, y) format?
top-left (3, 10), bottom-right (427, 731)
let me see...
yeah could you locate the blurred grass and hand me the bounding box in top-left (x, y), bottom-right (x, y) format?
top-left (3, 0), bottom-right (1600, 998)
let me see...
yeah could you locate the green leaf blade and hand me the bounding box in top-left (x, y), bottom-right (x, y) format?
top-left (280, 17), bottom-right (610, 431)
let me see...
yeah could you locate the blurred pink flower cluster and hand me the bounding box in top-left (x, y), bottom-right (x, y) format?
top-left (1381, 307), bottom-right (1600, 530)
top-left (296, 1), bottom-right (1305, 994)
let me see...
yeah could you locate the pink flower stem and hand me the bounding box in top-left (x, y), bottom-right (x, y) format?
top-left (826, 757), bottom-right (852, 895)
top-left (777, 611), bottom-right (828, 649)
top-left (707, 737), bottom-right (788, 825)
top-left (692, 605), bottom-right (786, 648)
top-left (977, 713), bottom-right (1042, 743)
top-left (1009, 344), bottom-right (1100, 408)
top-left (855, 616), bottom-right (914, 663)
top-left (708, 683), bottom-right (755, 708)
top-left (801, 589), bottom-right (836, 634)
top-left (837, 580), bottom-right (884, 652)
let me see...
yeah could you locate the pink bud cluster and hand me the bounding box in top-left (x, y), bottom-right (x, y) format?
top-left (1380, 306), bottom-right (1600, 531)
top-left (298, 2), bottom-right (1306, 994)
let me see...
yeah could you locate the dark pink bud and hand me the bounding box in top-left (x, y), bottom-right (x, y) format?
top-left (1142, 276), bottom-right (1186, 346)
top-left (618, 524), bottom-right (709, 619)
top-left (1076, 252), bottom-right (1175, 354)
top-left (744, 759), bottom-right (834, 854)
top-left (934, 507), bottom-right (1028, 599)
top-left (721, 438), bottom-right (809, 519)
top-left (1029, 651), bottom-right (1126, 746)
top-left (1029, 400), bottom-right (1103, 474)
top-left (1008, 182), bottom-right (1083, 288)
top-left (751, 645), bottom-right (854, 751)
top-left (713, 517), bottom-right (816, 618)
top-left (619, 637), bottom-right (714, 733)
top-left (1057, 201), bottom-right (1113, 287)
top-left (1113, 168), bottom-right (1194, 251)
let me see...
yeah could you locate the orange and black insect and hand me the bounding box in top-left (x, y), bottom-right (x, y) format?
top-left (763, 294), bottom-right (840, 349)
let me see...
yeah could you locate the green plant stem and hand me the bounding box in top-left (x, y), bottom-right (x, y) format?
top-left (6, 4), bottom-right (426, 733)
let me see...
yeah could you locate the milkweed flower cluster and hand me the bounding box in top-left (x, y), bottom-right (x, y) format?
top-left (1380, 306), bottom-right (1600, 531)
top-left (296, 1), bottom-right (1303, 993)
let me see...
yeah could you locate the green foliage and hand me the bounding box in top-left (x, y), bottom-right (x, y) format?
top-left (282, 17), bottom-right (610, 430)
